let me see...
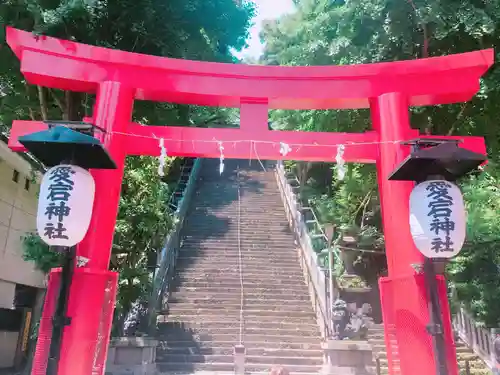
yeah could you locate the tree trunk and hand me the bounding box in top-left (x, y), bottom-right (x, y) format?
top-left (297, 162), bottom-right (312, 197)
top-left (37, 86), bottom-right (49, 121)
top-left (64, 91), bottom-right (83, 121)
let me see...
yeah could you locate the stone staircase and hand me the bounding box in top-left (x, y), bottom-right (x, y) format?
top-left (368, 324), bottom-right (492, 375)
top-left (156, 159), bottom-right (324, 374)
top-left (367, 324), bottom-right (397, 375)
top-left (455, 341), bottom-right (492, 375)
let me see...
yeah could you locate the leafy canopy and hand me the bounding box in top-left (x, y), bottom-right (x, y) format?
top-left (5, 0), bottom-right (255, 334)
top-left (262, 0), bottom-right (500, 325)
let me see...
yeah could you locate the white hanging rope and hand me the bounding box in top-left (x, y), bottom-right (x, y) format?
top-left (158, 138), bottom-right (167, 177)
top-left (335, 144), bottom-right (347, 180)
top-left (279, 142), bottom-right (291, 157)
top-left (219, 142), bottom-right (225, 175)
top-left (236, 166), bottom-right (244, 345)
top-left (112, 130), bottom-right (407, 149)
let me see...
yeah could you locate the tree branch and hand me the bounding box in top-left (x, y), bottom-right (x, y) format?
top-left (37, 86), bottom-right (49, 121)
top-left (407, 0), bottom-right (429, 58)
top-left (23, 83), bottom-right (37, 121)
top-left (49, 89), bottom-right (66, 114)
top-left (447, 103), bottom-right (468, 136)
top-left (352, 188), bottom-right (375, 227)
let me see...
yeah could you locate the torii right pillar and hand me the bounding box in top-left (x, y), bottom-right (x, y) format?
top-left (372, 92), bottom-right (462, 375)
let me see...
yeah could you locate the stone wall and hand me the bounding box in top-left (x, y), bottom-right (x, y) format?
top-left (0, 331), bottom-right (19, 368)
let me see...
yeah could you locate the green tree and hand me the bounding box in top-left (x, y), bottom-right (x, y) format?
top-left (22, 232), bottom-right (63, 274)
top-left (111, 156), bottom-right (175, 335)
top-left (1, 0), bottom-right (254, 335)
top-left (262, 0), bottom-right (500, 323)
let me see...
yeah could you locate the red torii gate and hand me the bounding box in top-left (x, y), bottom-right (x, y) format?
top-left (6, 27), bottom-right (493, 375)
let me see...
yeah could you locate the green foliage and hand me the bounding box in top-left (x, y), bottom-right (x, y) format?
top-left (448, 165), bottom-right (500, 326)
top-left (2, 0), bottom-right (254, 335)
top-left (111, 156), bottom-right (174, 334)
top-left (21, 232), bottom-right (62, 274)
top-left (0, 0), bottom-right (255, 129)
top-left (263, 0), bottom-right (500, 324)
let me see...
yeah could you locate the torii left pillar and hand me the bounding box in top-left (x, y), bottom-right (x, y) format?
top-left (30, 82), bottom-right (135, 375)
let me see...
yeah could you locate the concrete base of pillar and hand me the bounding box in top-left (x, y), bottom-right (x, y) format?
top-left (105, 337), bottom-right (158, 375)
top-left (321, 340), bottom-right (375, 375)
top-left (234, 344), bottom-right (245, 375)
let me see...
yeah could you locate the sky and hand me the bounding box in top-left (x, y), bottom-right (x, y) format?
top-left (233, 0), bottom-right (296, 60)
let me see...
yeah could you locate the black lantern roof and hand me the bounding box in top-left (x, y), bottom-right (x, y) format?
top-left (388, 138), bottom-right (486, 182)
top-left (18, 122), bottom-right (116, 169)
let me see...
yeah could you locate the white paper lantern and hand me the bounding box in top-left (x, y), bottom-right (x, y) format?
top-left (409, 180), bottom-right (466, 259)
top-left (36, 164), bottom-right (95, 247)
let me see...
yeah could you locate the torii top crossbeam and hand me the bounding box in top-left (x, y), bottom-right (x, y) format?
top-left (7, 28), bottom-right (493, 109)
top-left (6, 27), bottom-right (492, 162)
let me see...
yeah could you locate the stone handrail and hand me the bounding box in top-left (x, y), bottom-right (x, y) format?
top-left (147, 158), bottom-right (203, 332)
top-left (275, 161), bottom-right (335, 339)
top-left (454, 305), bottom-right (499, 370)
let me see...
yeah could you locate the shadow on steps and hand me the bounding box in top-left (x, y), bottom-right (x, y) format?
top-left (156, 321), bottom-right (209, 374)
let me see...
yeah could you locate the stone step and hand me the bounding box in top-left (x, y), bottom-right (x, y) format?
top-left (177, 254), bottom-right (299, 262)
top-left (175, 278), bottom-right (307, 287)
top-left (157, 361), bottom-right (321, 374)
top-left (158, 332), bottom-right (321, 344)
top-left (162, 314), bottom-right (318, 325)
top-left (178, 244), bottom-right (297, 251)
top-left (191, 202), bottom-right (286, 208)
top-left (174, 270), bottom-right (304, 278)
top-left (166, 303), bottom-right (315, 313)
top-left (158, 325), bottom-right (320, 338)
top-left (368, 332), bottom-right (386, 339)
top-left (176, 262), bottom-right (302, 272)
top-left (158, 340), bottom-right (321, 351)
top-left (455, 346), bottom-right (474, 354)
top-left (173, 280), bottom-right (307, 288)
top-left (157, 346), bottom-right (323, 357)
top-left (181, 229), bottom-right (293, 235)
top-left (191, 204), bottom-right (286, 209)
top-left (458, 369), bottom-right (492, 375)
top-left (164, 303), bottom-right (314, 318)
top-left (158, 320), bottom-right (319, 332)
top-left (175, 271), bottom-right (306, 279)
top-left (165, 309), bottom-right (316, 320)
top-left (186, 220), bottom-right (289, 226)
top-left (371, 344), bottom-right (398, 352)
top-left (457, 352), bottom-right (484, 362)
top-left (177, 250), bottom-right (298, 258)
top-left (374, 352), bottom-right (400, 360)
top-left (180, 238), bottom-right (295, 245)
top-left (156, 354), bottom-right (322, 366)
top-left (170, 286), bottom-right (309, 295)
top-left (167, 297), bottom-right (311, 306)
top-left (458, 358), bottom-right (491, 369)
top-left (182, 229), bottom-right (292, 236)
top-left (174, 264), bottom-right (303, 273)
top-left (180, 239), bottom-right (296, 246)
top-left (185, 213), bottom-right (283, 218)
top-left (168, 291), bottom-right (310, 302)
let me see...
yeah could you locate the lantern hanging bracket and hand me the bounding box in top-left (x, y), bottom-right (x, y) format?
top-left (44, 121), bottom-right (107, 136)
top-left (401, 138), bottom-right (462, 153)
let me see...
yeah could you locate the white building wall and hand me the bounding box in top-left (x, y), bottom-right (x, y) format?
top-left (0, 142), bottom-right (45, 301)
